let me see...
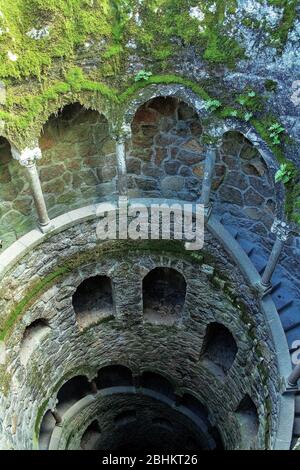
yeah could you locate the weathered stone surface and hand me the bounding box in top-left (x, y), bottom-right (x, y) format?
top-left (161, 176), bottom-right (185, 192)
top-left (219, 186), bottom-right (243, 206)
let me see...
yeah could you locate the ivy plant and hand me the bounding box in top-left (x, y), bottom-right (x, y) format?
top-left (204, 99), bottom-right (221, 112)
top-left (268, 123), bottom-right (285, 145)
top-left (134, 70), bottom-right (153, 82)
top-left (275, 163), bottom-right (294, 184)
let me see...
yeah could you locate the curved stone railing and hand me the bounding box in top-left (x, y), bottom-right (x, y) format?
top-left (48, 386), bottom-right (216, 450)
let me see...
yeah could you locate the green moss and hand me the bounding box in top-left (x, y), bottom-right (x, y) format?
top-left (0, 266), bottom-right (70, 341)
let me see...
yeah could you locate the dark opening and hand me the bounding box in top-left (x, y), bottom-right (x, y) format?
top-left (80, 420), bottom-right (101, 450)
top-left (181, 393), bottom-right (209, 420)
top-left (57, 375), bottom-right (91, 413)
top-left (95, 365), bottom-right (133, 389)
top-left (39, 410), bottom-right (56, 450)
top-left (200, 322), bottom-right (238, 379)
top-left (141, 371), bottom-right (175, 400)
top-left (72, 275), bottom-right (114, 328)
top-left (143, 267), bottom-right (186, 324)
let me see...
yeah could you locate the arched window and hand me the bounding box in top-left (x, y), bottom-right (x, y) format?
top-left (95, 365), bottom-right (133, 389)
top-left (20, 319), bottom-right (51, 365)
top-left (235, 395), bottom-right (259, 447)
top-left (141, 371), bottom-right (175, 400)
top-left (56, 375), bottom-right (91, 413)
top-left (72, 275), bottom-right (114, 328)
top-left (181, 393), bottom-right (209, 420)
top-left (39, 102), bottom-right (116, 219)
top-left (143, 267), bottom-right (186, 325)
top-left (80, 420), bottom-right (101, 450)
top-left (38, 410), bottom-right (56, 450)
top-left (200, 322), bottom-right (237, 379)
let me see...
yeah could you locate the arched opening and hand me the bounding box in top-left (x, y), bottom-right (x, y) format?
top-left (114, 410), bottom-right (137, 427)
top-left (39, 102), bottom-right (116, 219)
top-left (128, 97), bottom-right (203, 201)
top-left (143, 267), bottom-right (186, 325)
top-left (38, 410), bottom-right (56, 450)
top-left (80, 420), bottom-right (101, 450)
top-left (95, 365), bottom-right (133, 389)
top-left (215, 131), bottom-right (276, 236)
top-left (140, 371), bottom-right (175, 400)
top-left (180, 393), bottom-right (209, 420)
top-left (20, 319), bottom-right (51, 366)
top-left (235, 395), bottom-right (259, 448)
top-left (200, 322), bottom-right (238, 379)
top-left (0, 136), bottom-right (35, 247)
top-left (56, 375), bottom-right (91, 414)
top-left (72, 275), bottom-right (114, 328)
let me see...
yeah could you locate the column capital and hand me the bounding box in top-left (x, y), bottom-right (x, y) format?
top-left (110, 122), bottom-right (132, 143)
top-left (271, 218), bottom-right (298, 242)
top-left (11, 145), bottom-right (42, 167)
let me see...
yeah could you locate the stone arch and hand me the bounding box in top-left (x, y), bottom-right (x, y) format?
top-left (72, 274), bottom-right (115, 328)
top-left (126, 88), bottom-right (206, 201)
top-left (213, 129), bottom-right (279, 240)
top-left (20, 318), bottom-right (51, 366)
top-left (38, 102), bottom-right (117, 219)
top-left (235, 394), bottom-right (259, 448)
top-left (142, 266), bottom-right (187, 325)
top-left (95, 364), bottom-right (133, 389)
top-left (80, 420), bottom-right (101, 450)
top-left (200, 322), bottom-right (238, 379)
top-left (0, 136), bottom-right (36, 248)
top-left (140, 371), bottom-right (176, 400)
top-left (56, 375), bottom-right (91, 412)
top-left (123, 84), bottom-right (209, 128)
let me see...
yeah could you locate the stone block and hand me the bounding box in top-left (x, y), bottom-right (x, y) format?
top-left (164, 160), bottom-right (181, 175)
top-left (161, 176), bottom-right (185, 192)
top-left (219, 185), bottom-right (243, 206)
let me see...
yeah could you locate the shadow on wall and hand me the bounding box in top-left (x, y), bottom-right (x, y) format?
top-left (128, 97), bottom-right (204, 201)
top-left (0, 136), bottom-right (36, 248)
top-left (39, 103), bottom-right (117, 219)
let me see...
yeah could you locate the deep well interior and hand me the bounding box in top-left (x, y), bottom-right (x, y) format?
top-left (0, 0), bottom-right (300, 451)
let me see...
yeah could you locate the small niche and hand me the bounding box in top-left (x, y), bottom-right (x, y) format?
top-left (72, 275), bottom-right (114, 328)
top-left (200, 322), bottom-right (237, 379)
top-left (80, 420), bottom-right (101, 450)
top-left (20, 319), bottom-right (50, 365)
top-left (114, 410), bottom-right (137, 427)
top-left (235, 395), bottom-right (259, 448)
top-left (143, 267), bottom-right (186, 325)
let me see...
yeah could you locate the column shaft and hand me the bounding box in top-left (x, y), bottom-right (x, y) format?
top-left (116, 139), bottom-right (128, 196)
top-left (261, 238), bottom-right (284, 288)
top-left (25, 163), bottom-right (51, 228)
top-left (202, 147), bottom-right (216, 208)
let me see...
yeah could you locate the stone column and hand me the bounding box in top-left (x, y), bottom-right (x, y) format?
top-left (201, 144), bottom-right (217, 219)
top-left (12, 145), bottom-right (51, 232)
top-left (114, 134), bottom-right (129, 197)
top-left (89, 380), bottom-right (98, 395)
top-left (260, 219), bottom-right (296, 294)
top-left (51, 409), bottom-right (62, 426)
